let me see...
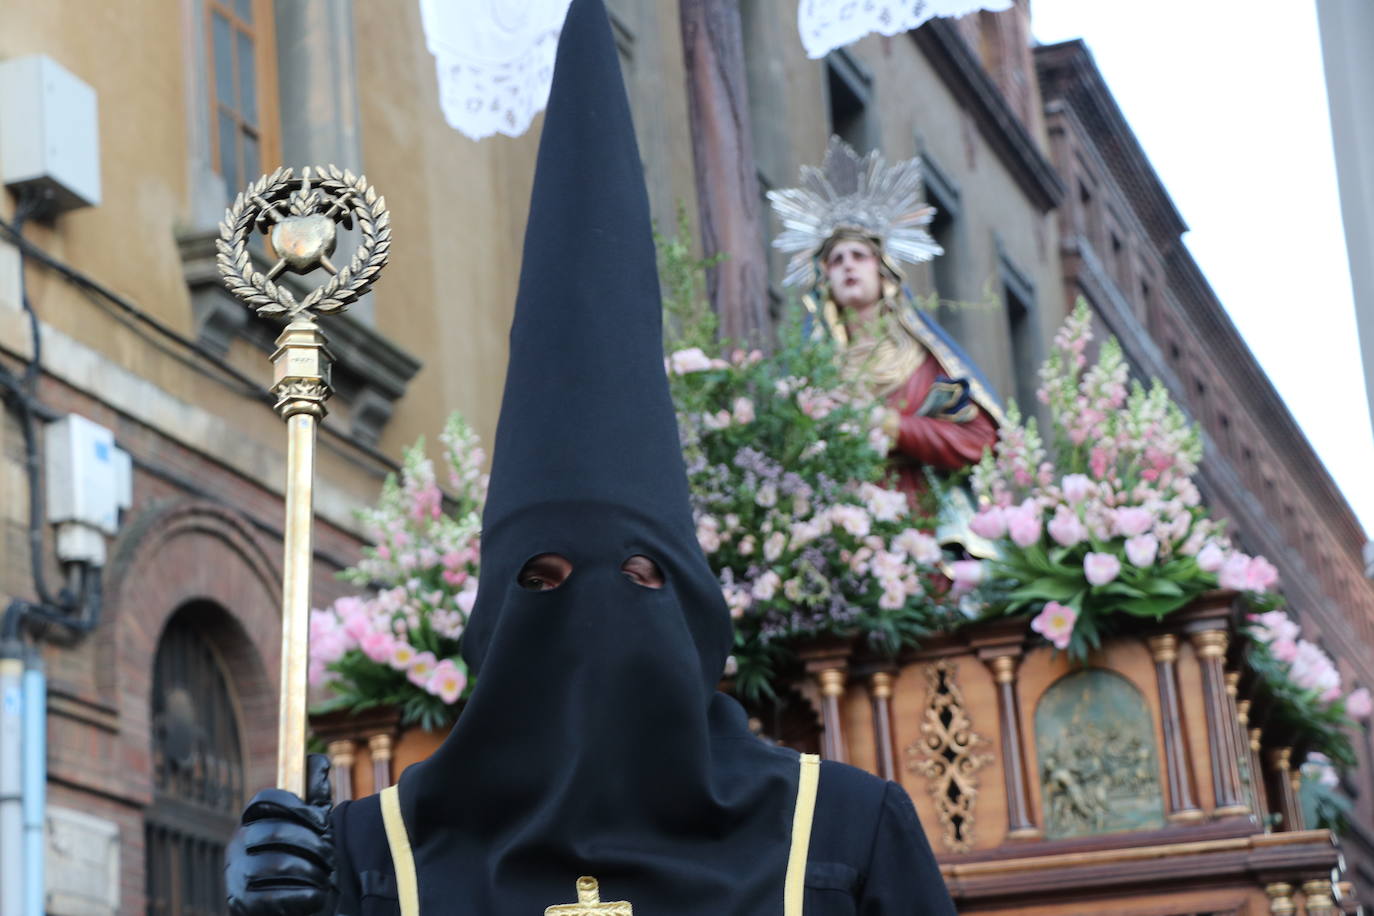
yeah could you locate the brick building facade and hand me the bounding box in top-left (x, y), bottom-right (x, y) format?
top-left (1, 1), bottom-right (1370, 912)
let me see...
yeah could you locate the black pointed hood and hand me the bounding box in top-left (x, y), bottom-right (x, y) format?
top-left (395, 1), bottom-right (800, 912)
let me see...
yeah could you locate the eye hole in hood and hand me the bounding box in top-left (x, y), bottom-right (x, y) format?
top-left (621, 554), bottom-right (664, 589)
top-left (516, 553), bottom-right (573, 591)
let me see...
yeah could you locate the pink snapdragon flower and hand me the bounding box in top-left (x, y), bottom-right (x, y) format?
top-left (1124, 534), bottom-right (1159, 568)
top-left (1249, 610), bottom-right (1299, 646)
top-left (427, 658), bottom-right (467, 704)
top-left (1047, 505), bottom-right (1087, 547)
top-left (1031, 601), bottom-right (1078, 649)
top-left (1083, 552), bottom-right (1121, 586)
top-left (1345, 687), bottom-right (1372, 720)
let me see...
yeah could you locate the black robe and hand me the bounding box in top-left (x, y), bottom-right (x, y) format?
top-left (330, 751), bottom-right (956, 916)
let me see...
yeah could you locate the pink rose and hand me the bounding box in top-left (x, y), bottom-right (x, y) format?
top-left (751, 571), bottom-right (781, 602)
top-left (668, 347), bottom-right (713, 374)
top-left (969, 507), bottom-right (1008, 540)
top-left (1124, 534), bottom-right (1159, 568)
top-left (1047, 505), bottom-right (1087, 548)
top-left (1196, 541), bottom-right (1226, 572)
top-left (732, 396), bottom-right (756, 425)
top-left (1244, 556), bottom-right (1279, 591)
top-left (1271, 638), bottom-right (1298, 663)
top-left (1031, 600), bottom-right (1078, 650)
top-left (1217, 553), bottom-right (1252, 591)
top-left (1345, 687), bottom-right (1372, 720)
top-left (427, 658), bottom-right (468, 705)
top-left (1007, 506), bottom-right (1043, 548)
top-left (1061, 474), bottom-right (1093, 505)
top-left (1112, 506), bottom-right (1155, 538)
top-left (1083, 551), bottom-right (1121, 586)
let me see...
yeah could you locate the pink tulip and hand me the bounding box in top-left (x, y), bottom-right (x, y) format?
top-left (1007, 507), bottom-right (1043, 548)
top-left (1083, 552), bottom-right (1121, 586)
top-left (360, 630), bottom-right (396, 664)
top-left (1124, 534), bottom-right (1159, 568)
top-left (1271, 638), bottom-right (1298, 663)
top-left (1217, 553), bottom-right (1251, 591)
top-left (1112, 506), bottom-right (1155, 538)
top-left (948, 560), bottom-right (985, 592)
top-left (1345, 687), bottom-right (1372, 720)
top-left (969, 507), bottom-right (1008, 540)
top-left (406, 651), bottom-right (438, 689)
top-left (1244, 556), bottom-right (1279, 591)
top-left (428, 658), bottom-right (468, 705)
top-left (1061, 474), bottom-right (1093, 505)
top-left (1196, 542), bottom-right (1226, 572)
top-left (1047, 506), bottom-right (1087, 548)
top-left (1031, 601), bottom-right (1078, 650)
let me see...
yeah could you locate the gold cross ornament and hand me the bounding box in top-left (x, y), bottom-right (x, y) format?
top-left (545, 877), bottom-right (633, 915)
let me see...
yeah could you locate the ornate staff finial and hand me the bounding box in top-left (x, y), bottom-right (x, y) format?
top-left (545, 876), bottom-right (634, 915)
top-left (214, 164), bottom-right (391, 797)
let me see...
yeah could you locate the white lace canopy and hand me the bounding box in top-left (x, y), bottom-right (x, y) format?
top-left (798, 0), bottom-right (1014, 59)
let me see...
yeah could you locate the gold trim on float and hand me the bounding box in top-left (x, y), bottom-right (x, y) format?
top-left (381, 785), bottom-right (420, 916)
top-left (784, 753), bottom-right (822, 916)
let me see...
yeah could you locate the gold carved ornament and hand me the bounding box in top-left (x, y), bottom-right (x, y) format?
top-left (216, 165), bottom-right (391, 321)
top-left (907, 660), bottom-right (993, 853)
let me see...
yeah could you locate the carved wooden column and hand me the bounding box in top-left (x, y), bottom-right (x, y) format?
top-left (816, 668), bottom-right (849, 762)
top-left (1228, 673), bottom-right (1259, 816)
top-left (1189, 629), bottom-right (1249, 816)
top-left (868, 671), bottom-right (898, 780)
top-left (1267, 747), bottom-right (1303, 831)
top-left (1265, 882), bottom-right (1296, 915)
top-left (985, 655), bottom-right (1039, 839)
top-left (1147, 634), bottom-right (1202, 821)
top-left (368, 732), bottom-right (395, 792)
top-left (1240, 713), bottom-right (1270, 826)
top-left (1302, 879), bottom-right (1338, 916)
top-left (327, 739), bottom-right (356, 805)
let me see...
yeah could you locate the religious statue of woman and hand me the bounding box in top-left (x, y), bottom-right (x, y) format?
top-left (769, 138), bottom-right (1003, 551)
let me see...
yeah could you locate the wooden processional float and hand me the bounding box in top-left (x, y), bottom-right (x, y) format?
top-left (216, 170), bottom-right (1356, 915)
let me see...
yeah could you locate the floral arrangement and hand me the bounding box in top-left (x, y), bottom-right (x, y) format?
top-left (1244, 606), bottom-right (1369, 770)
top-left (308, 414), bottom-right (487, 731)
top-left (658, 208), bottom-right (967, 697)
top-left (965, 302), bottom-right (1281, 656)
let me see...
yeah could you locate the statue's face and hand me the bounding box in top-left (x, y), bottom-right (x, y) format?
top-left (824, 238), bottom-right (883, 312)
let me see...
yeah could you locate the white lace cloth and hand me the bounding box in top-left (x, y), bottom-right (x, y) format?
top-left (798, 0), bottom-right (1014, 59)
top-left (420, 0), bottom-right (1016, 140)
top-left (419, 0), bottom-right (574, 141)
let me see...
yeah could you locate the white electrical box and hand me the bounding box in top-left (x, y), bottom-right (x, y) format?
top-left (0, 55), bottom-right (101, 212)
top-left (45, 414), bottom-right (130, 541)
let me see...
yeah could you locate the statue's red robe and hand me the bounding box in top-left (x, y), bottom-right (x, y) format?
top-left (886, 352), bottom-right (998, 504)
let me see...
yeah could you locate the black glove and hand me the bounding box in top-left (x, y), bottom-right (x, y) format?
top-left (226, 753), bottom-right (337, 916)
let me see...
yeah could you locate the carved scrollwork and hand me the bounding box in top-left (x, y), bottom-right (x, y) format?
top-left (907, 660), bottom-right (992, 853)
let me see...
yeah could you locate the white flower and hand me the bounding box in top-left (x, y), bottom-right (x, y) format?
top-left (669, 347), bottom-right (713, 374)
top-left (751, 571), bottom-right (781, 602)
top-left (764, 531), bottom-right (787, 561)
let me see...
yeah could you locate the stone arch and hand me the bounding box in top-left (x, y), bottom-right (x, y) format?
top-left (103, 499), bottom-right (282, 805)
top-left (1033, 667), bottom-right (1165, 840)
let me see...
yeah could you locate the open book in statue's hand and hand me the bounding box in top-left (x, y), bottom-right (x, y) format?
top-left (226, 754), bottom-right (337, 916)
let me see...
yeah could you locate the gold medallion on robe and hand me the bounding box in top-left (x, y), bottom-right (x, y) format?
top-left (545, 877), bottom-right (633, 915)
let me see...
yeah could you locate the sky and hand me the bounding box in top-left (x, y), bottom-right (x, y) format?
top-left (1029, 0), bottom-right (1374, 538)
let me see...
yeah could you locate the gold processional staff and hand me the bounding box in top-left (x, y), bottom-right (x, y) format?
top-left (216, 166), bottom-right (391, 796)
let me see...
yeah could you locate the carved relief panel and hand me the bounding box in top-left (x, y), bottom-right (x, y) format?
top-left (1034, 668), bottom-right (1165, 839)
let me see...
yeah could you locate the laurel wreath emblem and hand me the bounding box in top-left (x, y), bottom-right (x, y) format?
top-left (215, 165), bottom-right (391, 320)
